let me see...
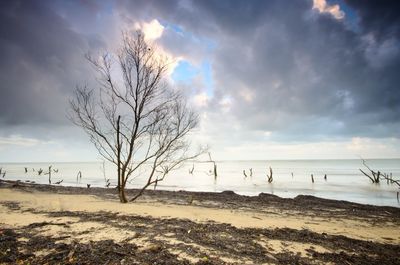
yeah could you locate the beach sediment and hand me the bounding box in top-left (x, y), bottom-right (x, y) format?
top-left (1, 180), bottom-right (399, 264)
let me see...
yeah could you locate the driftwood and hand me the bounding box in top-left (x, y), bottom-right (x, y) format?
top-left (45, 166), bottom-right (52, 184)
top-left (379, 172), bottom-right (400, 186)
top-left (380, 173), bottom-right (400, 202)
top-left (359, 159), bottom-right (380, 183)
top-left (208, 153), bottom-right (218, 180)
top-left (386, 173), bottom-right (393, 185)
top-left (243, 168), bottom-right (252, 178)
top-left (77, 171), bottom-right (82, 183)
top-left (267, 167), bottom-right (273, 183)
top-left (48, 168), bottom-right (51, 184)
top-left (311, 174), bottom-right (314, 183)
top-left (189, 164), bottom-right (195, 174)
top-left (360, 159), bottom-right (399, 201)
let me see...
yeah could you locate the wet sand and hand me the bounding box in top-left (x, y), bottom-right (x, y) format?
top-left (1, 180), bottom-right (399, 264)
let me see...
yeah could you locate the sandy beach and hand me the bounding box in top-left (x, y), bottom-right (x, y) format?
top-left (1, 180), bottom-right (399, 264)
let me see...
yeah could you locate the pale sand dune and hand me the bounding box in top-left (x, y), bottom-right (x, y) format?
top-left (1, 188), bottom-right (399, 244)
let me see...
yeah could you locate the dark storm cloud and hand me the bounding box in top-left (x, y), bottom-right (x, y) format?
top-left (0, 1), bottom-right (104, 127)
top-left (206, 2), bottom-right (400, 139)
top-left (1, 0), bottom-right (399, 144)
top-left (118, 0), bottom-right (400, 140)
top-left (345, 0), bottom-right (400, 39)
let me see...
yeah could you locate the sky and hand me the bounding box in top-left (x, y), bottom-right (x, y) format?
top-left (0, 0), bottom-right (399, 162)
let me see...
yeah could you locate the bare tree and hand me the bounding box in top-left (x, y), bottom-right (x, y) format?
top-left (69, 32), bottom-right (202, 203)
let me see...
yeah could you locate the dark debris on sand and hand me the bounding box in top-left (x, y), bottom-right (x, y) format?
top-left (1, 180), bottom-right (400, 264)
top-left (1, 202), bottom-right (400, 265)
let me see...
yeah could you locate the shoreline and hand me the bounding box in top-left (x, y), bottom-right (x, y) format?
top-left (1, 180), bottom-right (400, 264)
top-left (2, 158), bottom-right (399, 209)
top-left (1, 179), bottom-right (399, 211)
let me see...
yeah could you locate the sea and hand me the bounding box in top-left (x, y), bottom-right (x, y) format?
top-left (0, 159), bottom-right (399, 207)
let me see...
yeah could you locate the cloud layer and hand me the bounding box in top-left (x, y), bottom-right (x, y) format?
top-left (1, 0), bottom-right (399, 160)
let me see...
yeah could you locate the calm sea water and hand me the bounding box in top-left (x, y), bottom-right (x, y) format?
top-left (1, 159), bottom-right (399, 207)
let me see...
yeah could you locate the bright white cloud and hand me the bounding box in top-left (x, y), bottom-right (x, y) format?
top-left (135, 19), bottom-right (164, 41)
top-left (133, 19), bottom-right (183, 77)
top-left (313, 0), bottom-right (345, 20)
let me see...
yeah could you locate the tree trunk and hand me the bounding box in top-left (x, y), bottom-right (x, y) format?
top-left (117, 115), bottom-right (121, 193)
top-left (116, 115), bottom-right (127, 203)
top-left (119, 182), bottom-right (128, 203)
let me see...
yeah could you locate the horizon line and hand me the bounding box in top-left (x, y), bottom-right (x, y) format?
top-left (1, 157), bottom-right (400, 164)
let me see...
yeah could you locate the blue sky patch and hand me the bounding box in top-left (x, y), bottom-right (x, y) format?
top-left (172, 60), bottom-right (199, 82)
